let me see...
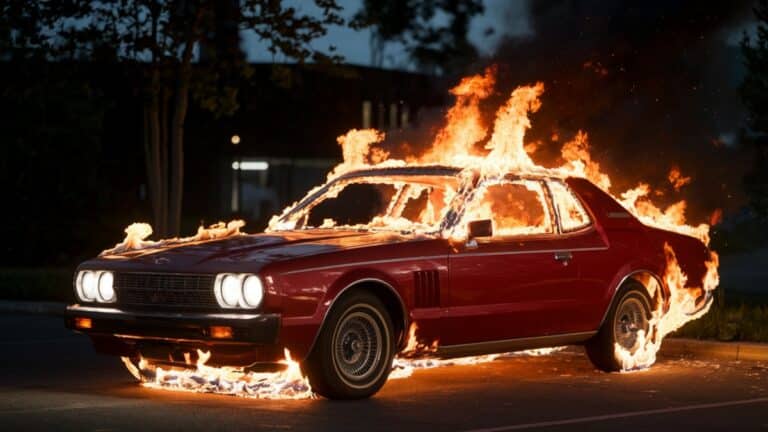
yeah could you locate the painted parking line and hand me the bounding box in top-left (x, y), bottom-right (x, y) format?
top-left (464, 397), bottom-right (768, 431)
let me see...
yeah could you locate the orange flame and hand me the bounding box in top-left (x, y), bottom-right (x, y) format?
top-left (668, 166), bottom-right (692, 191)
top-left (269, 71), bottom-right (713, 247)
top-left (102, 220), bottom-right (245, 256)
top-left (418, 66), bottom-right (496, 164)
top-left (121, 348), bottom-right (313, 399)
top-left (328, 128), bottom-right (388, 179)
top-left (614, 244), bottom-right (719, 370)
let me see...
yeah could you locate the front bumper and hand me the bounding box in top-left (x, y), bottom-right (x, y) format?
top-left (65, 305), bottom-right (280, 344)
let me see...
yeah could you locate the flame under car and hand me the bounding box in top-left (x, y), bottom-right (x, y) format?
top-left (66, 166), bottom-right (712, 399)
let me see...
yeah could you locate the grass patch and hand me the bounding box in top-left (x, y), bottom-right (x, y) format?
top-left (0, 268), bottom-right (74, 303)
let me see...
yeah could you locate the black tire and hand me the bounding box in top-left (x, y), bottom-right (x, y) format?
top-left (304, 291), bottom-right (394, 399)
top-left (586, 282), bottom-right (653, 372)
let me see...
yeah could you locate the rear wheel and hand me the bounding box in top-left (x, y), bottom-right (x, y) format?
top-left (304, 291), bottom-right (394, 399)
top-left (586, 283), bottom-right (652, 372)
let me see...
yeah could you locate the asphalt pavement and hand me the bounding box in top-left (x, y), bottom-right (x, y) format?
top-left (1, 313), bottom-right (767, 431)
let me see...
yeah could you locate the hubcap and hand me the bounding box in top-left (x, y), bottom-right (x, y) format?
top-left (614, 296), bottom-right (648, 352)
top-left (333, 310), bottom-right (383, 386)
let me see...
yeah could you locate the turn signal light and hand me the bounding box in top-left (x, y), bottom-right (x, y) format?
top-left (210, 325), bottom-right (233, 339)
top-left (74, 317), bottom-right (92, 329)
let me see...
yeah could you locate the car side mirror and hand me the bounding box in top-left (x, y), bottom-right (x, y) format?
top-left (468, 219), bottom-right (493, 239)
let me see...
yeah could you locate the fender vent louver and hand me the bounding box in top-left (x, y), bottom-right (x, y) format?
top-left (413, 270), bottom-right (440, 308)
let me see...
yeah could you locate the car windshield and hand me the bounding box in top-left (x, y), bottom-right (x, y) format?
top-left (275, 174), bottom-right (459, 233)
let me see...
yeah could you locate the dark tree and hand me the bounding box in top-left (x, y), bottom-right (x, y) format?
top-left (351, 0), bottom-right (417, 67)
top-left (1, 1), bottom-right (116, 265)
top-left (39, 0), bottom-right (342, 237)
top-left (352, 0), bottom-right (484, 74)
top-left (742, 0), bottom-right (768, 218)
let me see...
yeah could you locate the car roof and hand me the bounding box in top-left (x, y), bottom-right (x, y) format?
top-left (335, 165), bottom-right (463, 180)
top-left (277, 165), bottom-right (577, 225)
top-left (336, 165), bottom-right (567, 182)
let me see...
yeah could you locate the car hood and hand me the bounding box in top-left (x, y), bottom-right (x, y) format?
top-left (83, 229), bottom-right (432, 273)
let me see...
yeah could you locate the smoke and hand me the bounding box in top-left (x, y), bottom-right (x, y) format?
top-left (481, 0), bottom-right (755, 222)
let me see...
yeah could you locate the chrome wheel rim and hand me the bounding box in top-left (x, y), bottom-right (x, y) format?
top-left (332, 309), bottom-right (383, 387)
top-left (614, 297), bottom-right (648, 352)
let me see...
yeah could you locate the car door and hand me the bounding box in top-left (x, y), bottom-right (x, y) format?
top-left (545, 178), bottom-right (612, 332)
top-left (442, 177), bottom-right (588, 346)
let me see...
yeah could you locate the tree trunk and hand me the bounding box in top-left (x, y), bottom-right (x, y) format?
top-left (159, 88), bottom-right (169, 236)
top-left (167, 37), bottom-right (197, 236)
top-left (143, 67), bottom-right (167, 237)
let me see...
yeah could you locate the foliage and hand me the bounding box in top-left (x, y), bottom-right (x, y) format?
top-left (351, 0), bottom-right (484, 74)
top-left (741, 0), bottom-right (768, 219)
top-left (675, 303), bottom-right (768, 343)
top-left (0, 61), bottom-right (118, 265)
top-left (10, 0), bottom-right (344, 237)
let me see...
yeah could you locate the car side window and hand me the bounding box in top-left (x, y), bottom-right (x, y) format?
top-left (306, 183), bottom-right (397, 227)
top-left (548, 180), bottom-right (591, 232)
top-left (465, 179), bottom-right (555, 237)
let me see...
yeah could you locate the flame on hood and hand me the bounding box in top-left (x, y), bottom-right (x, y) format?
top-left (101, 220), bottom-right (245, 256)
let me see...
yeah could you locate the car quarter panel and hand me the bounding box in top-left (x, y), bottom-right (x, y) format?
top-left (566, 177), bottom-right (711, 328)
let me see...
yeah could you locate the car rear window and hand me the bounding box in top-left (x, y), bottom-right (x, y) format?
top-left (548, 180), bottom-right (591, 232)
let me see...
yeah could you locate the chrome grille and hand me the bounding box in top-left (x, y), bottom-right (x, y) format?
top-left (115, 272), bottom-right (218, 311)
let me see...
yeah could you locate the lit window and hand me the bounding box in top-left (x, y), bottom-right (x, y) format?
top-left (232, 161), bottom-right (269, 171)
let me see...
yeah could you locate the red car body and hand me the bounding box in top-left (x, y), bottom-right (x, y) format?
top-left (66, 166), bottom-right (709, 368)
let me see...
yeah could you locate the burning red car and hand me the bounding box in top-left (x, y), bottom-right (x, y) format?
top-left (66, 165), bottom-right (714, 399)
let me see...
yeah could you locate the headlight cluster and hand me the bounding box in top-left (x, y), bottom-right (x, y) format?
top-left (75, 270), bottom-right (116, 303)
top-left (214, 273), bottom-right (264, 309)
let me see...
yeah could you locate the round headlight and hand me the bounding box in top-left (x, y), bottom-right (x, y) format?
top-left (75, 271), bottom-right (85, 301)
top-left (97, 272), bottom-right (115, 303)
top-left (220, 274), bottom-right (242, 307)
top-left (242, 275), bottom-right (264, 308)
top-left (81, 271), bottom-right (98, 301)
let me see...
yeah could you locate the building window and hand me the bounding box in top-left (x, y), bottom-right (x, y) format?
top-left (362, 100), bottom-right (372, 129)
top-left (377, 102), bottom-right (385, 129)
top-left (389, 103), bottom-right (398, 129)
top-left (401, 103), bottom-right (410, 128)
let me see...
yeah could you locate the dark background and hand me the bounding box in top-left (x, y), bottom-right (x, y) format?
top-left (2, 1), bottom-right (767, 321)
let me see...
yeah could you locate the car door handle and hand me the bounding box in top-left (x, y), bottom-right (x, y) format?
top-left (554, 251), bottom-right (573, 264)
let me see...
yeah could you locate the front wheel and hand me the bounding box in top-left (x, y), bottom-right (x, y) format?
top-left (304, 291), bottom-right (394, 399)
top-left (586, 283), bottom-right (652, 372)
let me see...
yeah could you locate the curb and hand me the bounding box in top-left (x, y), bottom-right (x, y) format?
top-left (662, 338), bottom-right (768, 362)
top-left (0, 300), bottom-right (66, 316)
